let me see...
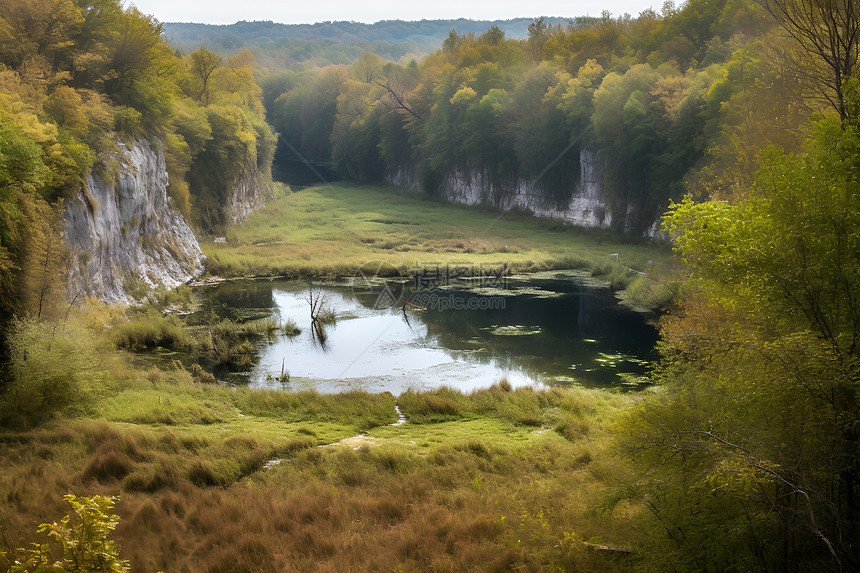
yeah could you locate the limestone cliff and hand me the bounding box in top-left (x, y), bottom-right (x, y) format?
top-left (387, 149), bottom-right (659, 235)
top-left (64, 140), bottom-right (204, 304)
top-left (225, 165), bottom-right (270, 225)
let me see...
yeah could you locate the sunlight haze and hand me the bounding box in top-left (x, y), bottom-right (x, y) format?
top-left (129, 0), bottom-right (660, 24)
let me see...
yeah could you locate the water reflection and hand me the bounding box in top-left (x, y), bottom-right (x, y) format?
top-left (198, 275), bottom-right (658, 394)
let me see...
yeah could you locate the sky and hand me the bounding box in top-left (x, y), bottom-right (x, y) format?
top-left (129, 0), bottom-right (661, 25)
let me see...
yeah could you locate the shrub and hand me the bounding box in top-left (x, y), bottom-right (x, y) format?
top-left (114, 311), bottom-right (191, 351)
top-left (282, 318), bottom-right (301, 337)
top-left (123, 461), bottom-right (180, 493)
top-left (189, 363), bottom-right (217, 384)
top-left (2, 494), bottom-right (130, 572)
top-left (618, 274), bottom-right (678, 313)
top-left (80, 450), bottom-right (135, 483)
top-left (0, 318), bottom-right (98, 428)
top-left (187, 460), bottom-right (223, 487)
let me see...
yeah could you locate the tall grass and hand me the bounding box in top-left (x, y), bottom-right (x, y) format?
top-left (112, 305), bottom-right (301, 373)
top-left (234, 389), bottom-right (397, 430)
top-left (0, 392), bottom-right (638, 572)
top-left (114, 310), bottom-right (192, 352)
top-left (0, 304), bottom-right (643, 571)
top-left (397, 383), bottom-right (626, 437)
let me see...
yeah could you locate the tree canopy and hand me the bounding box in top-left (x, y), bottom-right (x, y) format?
top-left (263, 0), bottom-right (792, 232)
top-left (0, 0), bottom-right (274, 330)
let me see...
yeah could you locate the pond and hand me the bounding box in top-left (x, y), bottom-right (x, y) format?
top-left (193, 269), bottom-right (658, 395)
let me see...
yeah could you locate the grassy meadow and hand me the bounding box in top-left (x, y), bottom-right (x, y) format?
top-left (1, 183), bottom-right (676, 571)
top-left (203, 183), bottom-right (678, 304)
top-left (0, 343), bottom-right (647, 571)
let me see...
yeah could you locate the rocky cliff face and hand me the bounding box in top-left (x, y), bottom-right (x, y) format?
top-left (387, 149), bottom-right (658, 235)
top-left (64, 140), bottom-right (204, 304)
top-left (225, 167), bottom-right (269, 225)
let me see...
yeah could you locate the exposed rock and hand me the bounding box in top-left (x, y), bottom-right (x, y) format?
top-left (64, 140), bottom-right (204, 304)
top-left (387, 149), bottom-right (662, 235)
top-left (225, 167), bottom-right (269, 225)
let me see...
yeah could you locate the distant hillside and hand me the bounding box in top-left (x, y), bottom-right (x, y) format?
top-left (162, 18), bottom-right (576, 67)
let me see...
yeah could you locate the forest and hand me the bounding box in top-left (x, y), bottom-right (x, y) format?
top-left (0, 0), bottom-right (859, 571)
top-left (0, 0), bottom-right (275, 327)
top-left (161, 18), bottom-right (573, 69)
top-left (261, 0), bottom-right (812, 232)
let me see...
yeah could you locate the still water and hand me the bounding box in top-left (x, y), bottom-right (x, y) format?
top-left (196, 270), bottom-right (658, 394)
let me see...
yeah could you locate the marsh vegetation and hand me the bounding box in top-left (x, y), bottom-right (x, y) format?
top-left (2, 0), bottom-right (859, 569)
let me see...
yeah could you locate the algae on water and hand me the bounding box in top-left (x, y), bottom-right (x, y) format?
top-left (483, 325), bottom-right (542, 336)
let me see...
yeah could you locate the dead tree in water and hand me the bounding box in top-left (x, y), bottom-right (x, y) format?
top-left (305, 286), bottom-right (329, 343)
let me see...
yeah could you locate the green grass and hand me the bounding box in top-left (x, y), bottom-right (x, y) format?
top-left (203, 183), bottom-right (678, 293)
top-left (0, 356), bottom-right (643, 572)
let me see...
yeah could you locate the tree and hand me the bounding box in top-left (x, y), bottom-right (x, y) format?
top-left (763, 0), bottom-right (860, 122)
top-left (668, 118), bottom-right (860, 360)
top-left (188, 47), bottom-right (222, 106)
top-left (624, 116), bottom-right (860, 570)
top-left (528, 17), bottom-right (551, 60)
top-left (373, 62), bottom-right (422, 121)
top-left (479, 25), bottom-right (505, 45)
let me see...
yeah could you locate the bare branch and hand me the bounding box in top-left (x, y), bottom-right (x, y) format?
top-left (762, 0), bottom-right (860, 123)
top-left (680, 426), bottom-right (843, 569)
top-left (373, 80), bottom-right (422, 120)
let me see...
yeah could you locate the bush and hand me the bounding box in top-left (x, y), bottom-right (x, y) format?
top-left (0, 319), bottom-right (99, 428)
top-left (123, 461), bottom-right (180, 493)
top-left (80, 450), bottom-right (135, 483)
top-left (618, 275), bottom-right (678, 313)
top-left (1, 494), bottom-right (130, 572)
top-left (210, 318), bottom-right (285, 369)
top-left (114, 311), bottom-right (191, 351)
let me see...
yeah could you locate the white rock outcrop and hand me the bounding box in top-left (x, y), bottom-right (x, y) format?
top-left (225, 167), bottom-right (268, 225)
top-left (64, 140), bottom-right (204, 304)
top-left (387, 149), bottom-right (624, 231)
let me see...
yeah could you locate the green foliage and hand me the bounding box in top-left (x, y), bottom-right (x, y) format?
top-left (623, 116), bottom-right (860, 570)
top-left (665, 118), bottom-right (860, 359)
top-left (0, 318), bottom-right (102, 429)
top-left (0, 122), bottom-right (46, 191)
top-left (265, 1), bottom-right (774, 233)
top-left (187, 47), bottom-right (222, 106)
top-left (185, 99), bottom-right (274, 231)
top-left (6, 494), bottom-right (129, 573)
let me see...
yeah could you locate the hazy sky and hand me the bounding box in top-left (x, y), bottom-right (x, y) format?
top-left (129, 0), bottom-right (660, 25)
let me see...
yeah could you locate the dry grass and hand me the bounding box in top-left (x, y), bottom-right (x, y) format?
top-left (0, 377), bottom-right (642, 572)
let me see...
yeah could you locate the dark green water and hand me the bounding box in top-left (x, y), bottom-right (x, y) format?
top-left (195, 270), bottom-right (658, 394)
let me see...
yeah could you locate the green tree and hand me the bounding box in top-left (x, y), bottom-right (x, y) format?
top-left (187, 47), bottom-right (221, 106)
top-left (623, 116), bottom-right (860, 570)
